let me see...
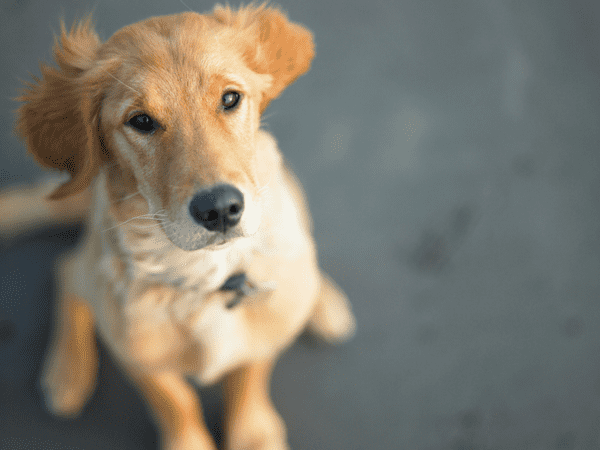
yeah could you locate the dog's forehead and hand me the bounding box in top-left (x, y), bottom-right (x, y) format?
top-left (100, 14), bottom-right (263, 114)
top-left (104, 12), bottom-right (245, 69)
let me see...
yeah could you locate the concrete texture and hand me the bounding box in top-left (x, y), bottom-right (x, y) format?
top-left (1, 0), bottom-right (600, 449)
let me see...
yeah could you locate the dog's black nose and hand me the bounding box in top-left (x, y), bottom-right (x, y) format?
top-left (189, 184), bottom-right (244, 232)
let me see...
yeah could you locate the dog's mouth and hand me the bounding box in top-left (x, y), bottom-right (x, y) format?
top-left (160, 221), bottom-right (245, 252)
top-left (204, 234), bottom-right (242, 250)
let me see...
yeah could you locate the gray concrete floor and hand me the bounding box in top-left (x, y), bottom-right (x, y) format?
top-left (1, 0), bottom-right (600, 449)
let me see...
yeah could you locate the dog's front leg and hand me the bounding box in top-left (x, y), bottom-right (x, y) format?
top-left (306, 272), bottom-right (356, 344)
top-left (41, 293), bottom-right (98, 417)
top-left (222, 359), bottom-right (289, 450)
top-left (124, 369), bottom-right (217, 450)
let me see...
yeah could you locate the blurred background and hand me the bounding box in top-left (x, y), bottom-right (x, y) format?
top-left (1, 0), bottom-right (600, 449)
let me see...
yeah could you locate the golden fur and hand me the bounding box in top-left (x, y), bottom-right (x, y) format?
top-left (5, 3), bottom-right (356, 450)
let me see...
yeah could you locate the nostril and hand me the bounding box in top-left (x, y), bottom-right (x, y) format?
top-left (200, 210), bottom-right (219, 222)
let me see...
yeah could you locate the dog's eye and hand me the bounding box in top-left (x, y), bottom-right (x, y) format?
top-left (222, 91), bottom-right (241, 110)
top-left (127, 114), bottom-right (157, 134)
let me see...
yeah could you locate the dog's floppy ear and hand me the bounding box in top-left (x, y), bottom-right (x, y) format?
top-left (213, 3), bottom-right (316, 113)
top-left (15, 15), bottom-right (111, 200)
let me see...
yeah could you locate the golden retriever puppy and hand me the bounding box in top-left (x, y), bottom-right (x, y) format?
top-left (9, 3), bottom-right (356, 450)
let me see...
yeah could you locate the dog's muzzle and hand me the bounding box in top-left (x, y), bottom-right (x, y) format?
top-left (189, 184), bottom-right (244, 233)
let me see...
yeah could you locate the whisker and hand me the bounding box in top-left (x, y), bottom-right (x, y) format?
top-left (261, 110), bottom-right (277, 122)
top-left (179, 0), bottom-right (196, 12)
top-left (102, 211), bottom-right (168, 232)
top-left (121, 191), bottom-right (141, 201)
top-left (99, 66), bottom-right (141, 95)
top-left (257, 172), bottom-right (273, 195)
top-left (131, 223), bottom-right (166, 230)
top-left (148, 209), bottom-right (168, 218)
top-left (131, 221), bottom-right (181, 233)
top-left (70, 48), bottom-right (141, 96)
top-left (112, 190), bottom-right (143, 204)
top-left (168, 184), bottom-right (189, 192)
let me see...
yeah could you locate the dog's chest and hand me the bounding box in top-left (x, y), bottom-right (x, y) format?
top-left (93, 215), bottom-right (293, 371)
top-left (124, 238), bottom-right (251, 293)
top-left (82, 164), bottom-right (311, 370)
top-left (98, 206), bottom-right (286, 319)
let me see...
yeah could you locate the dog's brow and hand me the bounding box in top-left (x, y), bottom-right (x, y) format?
top-left (100, 66), bottom-right (141, 96)
top-left (116, 99), bottom-right (136, 120)
top-left (223, 74), bottom-right (247, 88)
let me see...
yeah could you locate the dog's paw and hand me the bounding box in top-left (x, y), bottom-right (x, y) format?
top-left (226, 405), bottom-right (290, 450)
top-left (163, 428), bottom-right (218, 450)
top-left (40, 337), bottom-right (97, 418)
top-left (306, 273), bottom-right (357, 344)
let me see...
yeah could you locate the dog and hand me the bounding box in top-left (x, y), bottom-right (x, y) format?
top-left (4, 3), bottom-right (356, 449)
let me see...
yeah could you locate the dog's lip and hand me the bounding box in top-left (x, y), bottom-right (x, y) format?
top-left (205, 237), bottom-right (237, 250)
top-left (158, 216), bottom-right (234, 250)
top-left (177, 235), bottom-right (238, 252)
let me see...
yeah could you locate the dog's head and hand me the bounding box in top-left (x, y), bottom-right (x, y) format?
top-left (15, 4), bottom-right (314, 251)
